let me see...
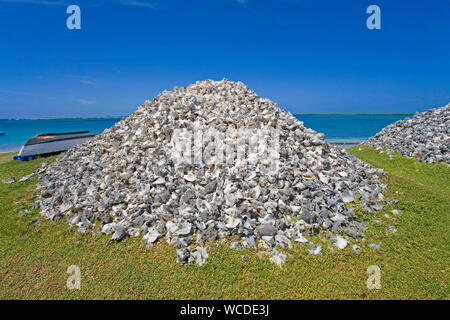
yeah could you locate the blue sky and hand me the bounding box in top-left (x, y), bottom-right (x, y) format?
top-left (0, 0), bottom-right (449, 118)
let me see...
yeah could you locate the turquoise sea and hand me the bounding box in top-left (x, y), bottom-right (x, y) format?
top-left (0, 115), bottom-right (410, 152)
top-left (296, 114), bottom-right (410, 144)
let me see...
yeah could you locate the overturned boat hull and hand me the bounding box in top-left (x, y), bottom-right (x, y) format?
top-left (14, 131), bottom-right (97, 161)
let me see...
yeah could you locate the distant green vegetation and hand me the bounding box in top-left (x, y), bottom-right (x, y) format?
top-left (0, 148), bottom-right (448, 299)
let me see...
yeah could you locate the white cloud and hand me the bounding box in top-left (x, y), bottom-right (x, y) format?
top-left (0, 89), bottom-right (37, 96)
top-left (79, 80), bottom-right (96, 85)
top-left (116, 0), bottom-right (156, 9)
top-left (68, 75), bottom-right (98, 85)
top-left (76, 99), bottom-right (96, 105)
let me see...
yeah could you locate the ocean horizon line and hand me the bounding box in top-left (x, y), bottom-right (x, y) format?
top-left (0, 113), bottom-right (414, 120)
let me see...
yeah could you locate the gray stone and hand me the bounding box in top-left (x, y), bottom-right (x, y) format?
top-left (111, 226), bottom-right (127, 241)
top-left (275, 234), bottom-right (292, 248)
top-left (189, 246), bottom-right (208, 266)
top-left (204, 180), bottom-right (217, 194)
top-left (159, 190), bottom-right (171, 203)
top-left (230, 242), bottom-right (242, 250)
top-left (371, 203), bottom-right (384, 211)
top-left (331, 235), bottom-right (348, 249)
top-left (176, 236), bottom-right (193, 248)
top-left (244, 235), bottom-right (256, 248)
top-left (103, 214), bottom-right (113, 225)
top-left (19, 173), bottom-right (35, 182)
top-left (128, 227), bottom-right (140, 237)
top-left (201, 226), bottom-right (218, 242)
top-left (144, 228), bottom-right (160, 243)
top-left (2, 177), bottom-right (16, 184)
top-left (175, 222), bottom-right (193, 236)
top-left (176, 247), bottom-right (191, 264)
top-left (262, 236), bottom-right (275, 248)
top-left (391, 209), bottom-right (403, 216)
top-left (69, 215), bottom-right (80, 226)
top-left (101, 223), bottom-right (113, 235)
top-left (368, 242), bottom-right (381, 250)
top-left (352, 244), bottom-right (361, 254)
top-left (331, 221), bottom-right (342, 233)
top-left (322, 219), bottom-right (332, 229)
top-left (308, 243), bottom-right (322, 255)
top-left (293, 233), bottom-right (308, 243)
top-left (256, 223), bottom-right (277, 237)
top-left (341, 192), bottom-right (355, 203)
top-left (270, 250), bottom-right (287, 267)
top-left (345, 225), bottom-right (363, 239)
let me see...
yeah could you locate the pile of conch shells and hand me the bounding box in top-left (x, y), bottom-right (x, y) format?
top-left (36, 79), bottom-right (387, 266)
top-left (363, 104), bottom-right (450, 163)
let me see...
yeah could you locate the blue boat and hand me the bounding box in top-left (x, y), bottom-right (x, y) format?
top-left (0, 131), bottom-right (5, 136)
top-left (14, 131), bottom-right (97, 161)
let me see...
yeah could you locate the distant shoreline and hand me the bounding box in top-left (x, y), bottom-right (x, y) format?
top-left (0, 114), bottom-right (414, 120)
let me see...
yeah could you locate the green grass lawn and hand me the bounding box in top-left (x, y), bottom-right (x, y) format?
top-left (0, 147), bottom-right (448, 299)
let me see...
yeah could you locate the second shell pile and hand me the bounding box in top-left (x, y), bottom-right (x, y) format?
top-left (36, 79), bottom-right (386, 266)
top-left (363, 104), bottom-right (449, 163)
